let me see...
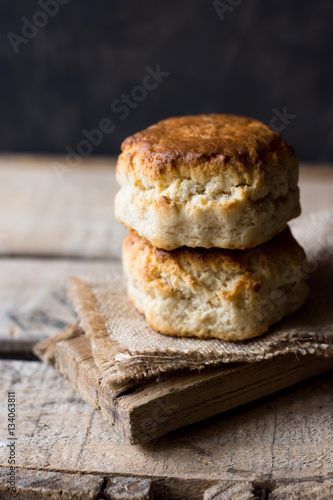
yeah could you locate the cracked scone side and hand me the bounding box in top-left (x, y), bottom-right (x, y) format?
top-left (115, 114), bottom-right (300, 250)
top-left (122, 228), bottom-right (309, 341)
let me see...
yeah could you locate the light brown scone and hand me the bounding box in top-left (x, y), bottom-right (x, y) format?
top-left (122, 228), bottom-right (309, 341)
top-left (115, 114), bottom-right (300, 250)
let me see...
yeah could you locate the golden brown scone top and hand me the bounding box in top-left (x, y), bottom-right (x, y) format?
top-left (123, 227), bottom-right (306, 279)
top-left (120, 114), bottom-right (297, 181)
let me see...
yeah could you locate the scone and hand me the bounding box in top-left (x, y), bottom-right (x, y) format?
top-left (115, 114), bottom-right (301, 250)
top-left (122, 228), bottom-right (309, 341)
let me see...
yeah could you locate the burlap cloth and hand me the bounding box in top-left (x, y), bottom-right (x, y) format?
top-left (68, 209), bottom-right (333, 384)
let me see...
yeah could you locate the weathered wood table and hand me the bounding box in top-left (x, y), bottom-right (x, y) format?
top-left (1, 156), bottom-right (333, 499)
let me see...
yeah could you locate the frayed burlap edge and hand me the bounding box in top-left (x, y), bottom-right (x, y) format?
top-left (95, 336), bottom-right (333, 384)
top-left (68, 277), bottom-right (129, 378)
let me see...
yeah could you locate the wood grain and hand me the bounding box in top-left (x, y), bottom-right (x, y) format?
top-left (104, 477), bottom-right (153, 499)
top-left (1, 158), bottom-right (333, 496)
top-left (269, 480), bottom-right (333, 499)
top-left (34, 326), bottom-right (333, 444)
top-left (0, 467), bottom-right (104, 500)
top-left (0, 156), bottom-right (127, 259)
top-left (0, 258), bottom-right (122, 352)
top-left (1, 360), bottom-right (333, 499)
top-left (203, 481), bottom-right (258, 499)
top-left (299, 166), bottom-right (333, 216)
top-left (203, 479), bottom-right (333, 499)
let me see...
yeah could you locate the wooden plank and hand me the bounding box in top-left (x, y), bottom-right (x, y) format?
top-left (0, 258), bottom-right (122, 353)
top-left (104, 477), bottom-right (153, 499)
top-left (0, 467), bottom-right (104, 499)
top-left (1, 360), bottom-right (333, 498)
top-left (269, 480), bottom-right (333, 499)
top-left (34, 326), bottom-right (333, 444)
top-left (0, 467), bottom-right (156, 500)
top-left (203, 481), bottom-right (258, 499)
top-left (203, 479), bottom-right (333, 499)
top-left (0, 155), bottom-right (127, 259)
top-left (299, 165), bottom-right (333, 216)
top-left (0, 157), bottom-right (332, 260)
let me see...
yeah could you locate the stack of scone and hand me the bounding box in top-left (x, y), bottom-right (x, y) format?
top-left (115, 114), bottom-right (309, 341)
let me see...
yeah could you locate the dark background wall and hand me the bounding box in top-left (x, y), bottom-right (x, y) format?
top-left (1, 0), bottom-right (332, 161)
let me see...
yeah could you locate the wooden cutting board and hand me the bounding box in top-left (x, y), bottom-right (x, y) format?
top-left (34, 323), bottom-right (333, 445)
top-left (2, 159), bottom-right (333, 499)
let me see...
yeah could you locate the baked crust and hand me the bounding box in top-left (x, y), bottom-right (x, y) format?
top-left (122, 228), bottom-right (309, 341)
top-left (117, 114), bottom-right (298, 185)
top-left (115, 114), bottom-right (300, 250)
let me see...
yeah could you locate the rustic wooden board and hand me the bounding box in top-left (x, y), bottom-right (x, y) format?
top-left (299, 165), bottom-right (333, 216)
top-left (104, 477), bottom-right (154, 499)
top-left (0, 258), bottom-right (122, 353)
top-left (0, 467), bottom-right (105, 500)
top-left (1, 359), bottom-right (333, 499)
top-left (269, 480), bottom-right (333, 499)
top-left (0, 467), bottom-right (157, 500)
top-left (0, 157), bottom-right (332, 260)
top-left (0, 155), bottom-right (127, 259)
top-left (34, 325), bottom-right (333, 444)
top-left (203, 481), bottom-right (264, 499)
top-left (1, 158), bottom-right (333, 497)
top-left (203, 479), bottom-right (333, 499)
